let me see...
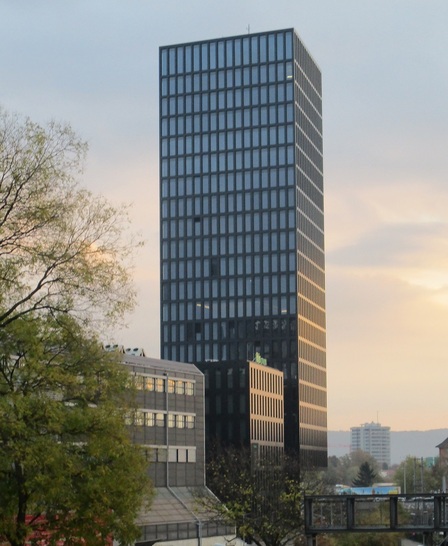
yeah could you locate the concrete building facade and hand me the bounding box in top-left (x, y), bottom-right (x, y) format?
top-left (351, 422), bottom-right (391, 467)
top-left (121, 355), bottom-right (233, 545)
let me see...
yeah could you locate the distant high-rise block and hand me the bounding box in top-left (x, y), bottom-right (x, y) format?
top-left (351, 422), bottom-right (391, 467)
top-left (159, 29), bottom-right (327, 467)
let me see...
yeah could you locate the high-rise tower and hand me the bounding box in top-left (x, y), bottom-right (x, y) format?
top-left (160, 29), bottom-right (327, 467)
top-left (351, 422), bottom-right (391, 467)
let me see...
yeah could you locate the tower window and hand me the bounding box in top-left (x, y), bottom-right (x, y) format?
top-left (210, 257), bottom-right (220, 276)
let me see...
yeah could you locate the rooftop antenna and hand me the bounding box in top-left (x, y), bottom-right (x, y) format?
top-left (247, 24), bottom-right (250, 34)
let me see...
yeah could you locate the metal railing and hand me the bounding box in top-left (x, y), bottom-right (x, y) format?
top-left (305, 493), bottom-right (448, 534)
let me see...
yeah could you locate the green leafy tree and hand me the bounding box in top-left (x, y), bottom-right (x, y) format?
top-left (329, 530), bottom-right (403, 546)
top-left (0, 314), bottom-right (153, 546)
top-left (0, 108), bottom-right (151, 545)
top-left (393, 456), bottom-right (446, 493)
top-left (0, 106), bottom-right (140, 332)
top-left (324, 451), bottom-right (381, 488)
top-left (200, 446), bottom-right (329, 546)
top-left (352, 461), bottom-right (377, 487)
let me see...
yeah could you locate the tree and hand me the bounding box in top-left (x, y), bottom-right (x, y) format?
top-left (0, 106), bottom-right (140, 332)
top-left (200, 446), bottom-right (329, 546)
top-left (0, 313), bottom-right (152, 546)
top-left (352, 461), bottom-right (377, 487)
top-left (0, 108), bottom-right (150, 545)
top-left (324, 451), bottom-right (381, 488)
top-left (328, 530), bottom-right (402, 546)
top-left (393, 456), bottom-right (446, 493)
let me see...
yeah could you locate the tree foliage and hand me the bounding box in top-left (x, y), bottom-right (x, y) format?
top-left (0, 314), bottom-right (152, 546)
top-left (393, 456), bottom-right (446, 493)
top-left (201, 446), bottom-right (329, 546)
top-left (0, 108), bottom-right (150, 546)
top-left (327, 530), bottom-right (402, 546)
top-left (0, 106), bottom-right (140, 332)
top-left (352, 461), bottom-right (377, 487)
top-left (324, 451), bottom-right (381, 488)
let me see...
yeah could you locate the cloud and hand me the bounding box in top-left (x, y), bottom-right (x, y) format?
top-left (326, 266), bottom-right (448, 430)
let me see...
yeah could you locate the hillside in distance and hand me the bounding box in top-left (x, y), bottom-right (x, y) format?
top-left (328, 428), bottom-right (448, 465)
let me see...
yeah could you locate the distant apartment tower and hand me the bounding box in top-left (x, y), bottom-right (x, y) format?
top-left (196, 359), bottom-right (284, 462)
top-left (160, 28), bottom-right (327, 467)
top-left (351, 422), bottom-right (391, 467)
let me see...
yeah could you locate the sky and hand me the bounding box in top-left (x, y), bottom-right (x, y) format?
top-left (2, 0), bottom-right (448, 432)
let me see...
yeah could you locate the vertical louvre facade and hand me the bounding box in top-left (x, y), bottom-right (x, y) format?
top-left (196, 360), bottom-right (284, 457)
top-left (160, 29), bottom-right (327, 467)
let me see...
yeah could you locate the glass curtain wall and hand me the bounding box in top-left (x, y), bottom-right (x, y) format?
top-left (160, 29), bottom-right (327, 467)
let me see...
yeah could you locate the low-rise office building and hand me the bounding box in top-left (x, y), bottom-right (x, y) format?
top-left (121, 354), bottom-right (233, 546)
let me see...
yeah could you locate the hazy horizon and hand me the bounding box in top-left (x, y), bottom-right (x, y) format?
top-left (328, 428), bottom-right (448, 465)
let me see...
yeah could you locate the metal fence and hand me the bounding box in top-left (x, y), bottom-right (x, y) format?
top-left (305, 494), bottom-right (448, 534)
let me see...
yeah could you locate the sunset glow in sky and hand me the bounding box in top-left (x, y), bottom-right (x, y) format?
top-left (2, 0), bottom-right (448, 431)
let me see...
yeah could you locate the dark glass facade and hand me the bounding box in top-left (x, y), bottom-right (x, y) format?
top-left (197, 360), bottom-right (284, 459)
top-left (159, 29), bottom-right (327, 467)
